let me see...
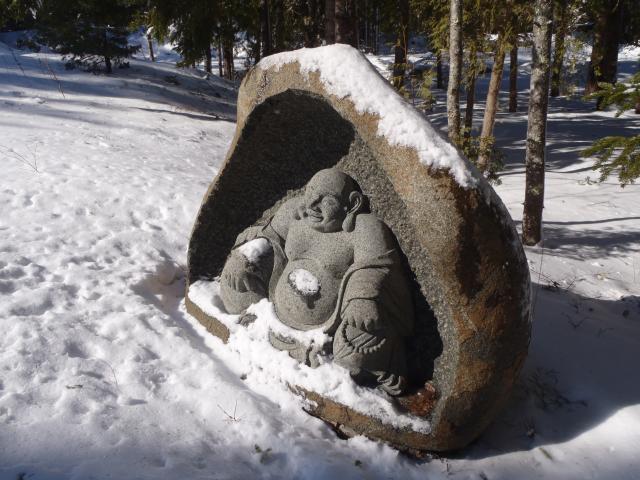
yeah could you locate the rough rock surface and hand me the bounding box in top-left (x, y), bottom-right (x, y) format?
top-left (186, 45), bottom-right (531, 452)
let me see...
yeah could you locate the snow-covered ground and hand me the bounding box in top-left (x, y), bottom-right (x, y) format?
top-left (1, 34), bottom-right (639, 480)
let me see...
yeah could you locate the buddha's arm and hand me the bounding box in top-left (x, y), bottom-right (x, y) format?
top-left (352, 214), bottom-right (397, 263)
top-left (339, 215), bottom-right (394, 333)
top-left (341, 215), bottom-right (413, 335)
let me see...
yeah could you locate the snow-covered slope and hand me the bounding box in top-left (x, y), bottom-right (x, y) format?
top-left (1, 37), bottom-right (639, 480)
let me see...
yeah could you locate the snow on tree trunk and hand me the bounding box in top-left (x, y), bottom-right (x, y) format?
top-left (508, 45), bottom-right (518, 112)
top-left (447, 0), bottom-right (462, 144)
top-left (522, 0), bottom-right (553, 246)
top-left (477, 38), bottom-right (506, 172)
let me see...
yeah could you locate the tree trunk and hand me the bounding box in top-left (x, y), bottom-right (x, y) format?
top-left (274, 0), bottom-right (285, 52)
top-left (374, 6), bottom-right (379, 54)
top-left (636, 101), bottom-right (640, 114)
top-left (335, 0), bottom-right (356, 46)
top-left (550, 0), bottom-right (568, 97)
top-left (217, 36), bottom-right (223, 76)
top-left (522, 0), bottom-right (553, 246)
top-left (447, 0), bottom-right (462, 144)
top-left (436, 51), bottom-right (444, 89)
top-left (392, 42), bottom-right (406, 90)
top-left (304, 0), bottom-right (320, 47)
top-left (364, 0), bottom-right (369, 49)
top-left (261, 0), bottom-right (272, 56)
top-left (477, 39), bottom-right (507, 171)
top-left (586, 0), bottom-right (621, 103)
top-left (325, 0), bottom-right (336, 44)
top-left (102, 28), bottom-right (112, 74)
top-left (205, 46), bottom-right (212, 73)
top-left (146, 33), bottom-right (155, 62)
top-left (392, 0), bottom-right (409, 91)
top-left (353, 0), bottom-right (359, 48)
top-left (464, 70), bottom-right (476, 138)
top-left (223, 39), bottom-right (234, 80)
top-left (508, 44), bottom-right (518, 112)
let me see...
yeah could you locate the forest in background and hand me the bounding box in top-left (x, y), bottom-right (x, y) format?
top-left (1, 0), bottom-right (639, 245)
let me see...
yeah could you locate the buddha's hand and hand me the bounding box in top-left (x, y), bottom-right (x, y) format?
top-left (342, 299), bottom-right (383, 333)
top-left (221, 251), bottom-right (264, 294)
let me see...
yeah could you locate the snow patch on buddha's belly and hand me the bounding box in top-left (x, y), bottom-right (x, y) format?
top-left (288, 268), bottom-right (320, 296)
top-left (274, 260), bottom-right (341, 330)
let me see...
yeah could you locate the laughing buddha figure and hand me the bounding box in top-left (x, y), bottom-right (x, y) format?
top-left (219, 168), bottom-right (415, 395)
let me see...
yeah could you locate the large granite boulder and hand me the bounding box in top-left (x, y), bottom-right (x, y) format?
top-left (186, 44), bottom-right (531, 452)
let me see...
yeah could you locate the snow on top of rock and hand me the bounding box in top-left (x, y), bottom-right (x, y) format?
top-left (258, 44), bottom-right (477, 188)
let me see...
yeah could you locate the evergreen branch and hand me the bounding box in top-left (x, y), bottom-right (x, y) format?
top-left (582, 135), bottom-right (640, 186)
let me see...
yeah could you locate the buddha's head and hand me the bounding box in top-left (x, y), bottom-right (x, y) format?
top-left (302, 169), bottom-right (365, 233)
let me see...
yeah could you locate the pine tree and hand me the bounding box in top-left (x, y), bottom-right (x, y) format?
top-left (447, 0), bottom-right (462, 144)
top-left (1, 0), bottom-right (37, 29)
top-left (477, 0), bottom-right (531, 172)
top-left (521, 0), bottom-right (552, 246)
top-left (585, 0), bottom-right (622, 101)
top-left (476, 34), bottom-right (506, 171)
top-left (582, 72), bottom-right (640, 186)
top-left (508, 44), bottom-right (518, 112)
top-left (549, 0), bottom-right (568, 97)
top-left (411, 0), bottom-right (449, 90)
top-left (167, 0), bottom-right (219, 72)
top-left (36, 0), bottom-right (140, 73)
top-left (460, 0), bottom-right (490, 138)
top-left (325, 0), bottom-right (336, 43)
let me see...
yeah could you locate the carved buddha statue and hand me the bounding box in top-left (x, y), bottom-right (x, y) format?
top-left (219, 168), bottom-right (415, 395)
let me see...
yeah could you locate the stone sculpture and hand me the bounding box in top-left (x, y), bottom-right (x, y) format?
top-left (219, 168), bottom-right (414, 395)
top-left (186, 44), bottom-right (531, 452)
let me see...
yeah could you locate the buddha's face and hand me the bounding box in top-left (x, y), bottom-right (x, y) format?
top-left (303, 170), bottom-right (352, 233)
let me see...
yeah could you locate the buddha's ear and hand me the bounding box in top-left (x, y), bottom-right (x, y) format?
top-left (343, 192), bottom-right (364, 233)
top-left (347, 191), bottom-right (364, 215)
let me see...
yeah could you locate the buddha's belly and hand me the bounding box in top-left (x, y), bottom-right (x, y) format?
top-left (274, 259), bottom-right (342, 331)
